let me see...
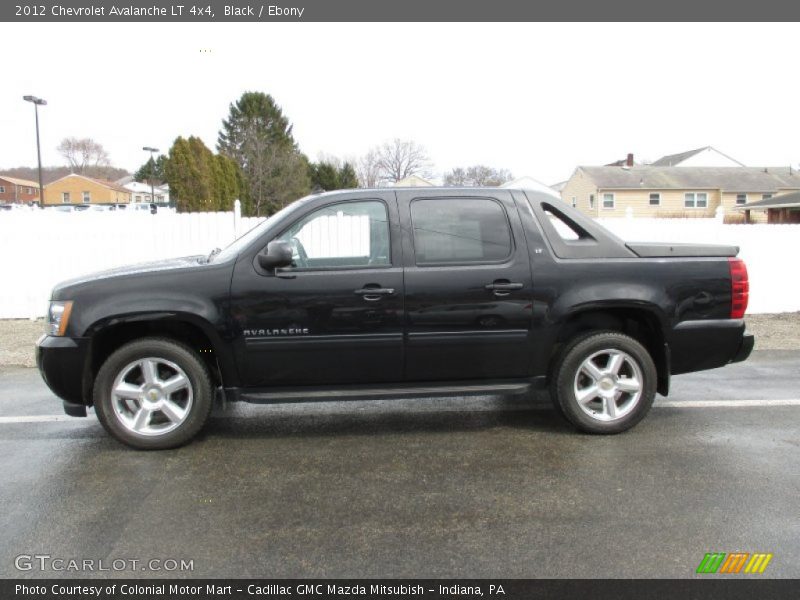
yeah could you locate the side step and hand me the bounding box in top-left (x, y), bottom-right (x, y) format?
top-left (232, 380), bottom-right (539, 404)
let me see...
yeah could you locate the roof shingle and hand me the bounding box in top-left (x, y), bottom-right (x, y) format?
top-left (579, 166), bottom-right (800, 193)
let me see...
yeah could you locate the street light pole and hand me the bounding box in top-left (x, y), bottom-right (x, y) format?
top-left (23, 95), bottom-right (47, 207)
top-left (142, 146), bottom-right (159, 207)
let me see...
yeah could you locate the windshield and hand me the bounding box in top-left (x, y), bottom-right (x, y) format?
top-left (209, 196), bottom-right (314, 263)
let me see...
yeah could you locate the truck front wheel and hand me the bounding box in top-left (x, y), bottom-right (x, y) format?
top-left (93, 338), bottom-right (213, 450)
top-left (551, 331), bottom-right (656, 434)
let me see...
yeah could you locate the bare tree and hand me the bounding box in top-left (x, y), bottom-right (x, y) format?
top-left (444, 165), bottom-right (513, 187)
top-left (356, 148), bottom-right (381, 188)
top-left (444, 167), bottom-right (468, 186)
top-left (240, 121), bottom-right (310, 216)
top-left (57, 137), bottom-right (111, 174)
top-left (374, 139), bottom-right (431, 183)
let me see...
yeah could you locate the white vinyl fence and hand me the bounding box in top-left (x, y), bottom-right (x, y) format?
top-left (0, 203), bottom-right (264, 319)
top-left (0, 207), bottom-right (797, 318)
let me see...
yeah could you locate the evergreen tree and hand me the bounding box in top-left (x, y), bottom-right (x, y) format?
top-left (187, 136), bottom-right (216, 211)
top-left (134, 155), bottom-right (168, 184)
top-left (214, 154), bottom-right (241, 211)
top-left (309, 162), bottom-right (340, 191)
top-left (308, 160), bottom-right (360, 191)
top-left (338, 162), bottom-right (359, 188)
top-left (165, 136), bottom-right (242, 212)
top-left (217, 91), bottom-right (310, 216)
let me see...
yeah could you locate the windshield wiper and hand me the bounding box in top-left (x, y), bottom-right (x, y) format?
top-left (205, 247), bottom-right (221, 263)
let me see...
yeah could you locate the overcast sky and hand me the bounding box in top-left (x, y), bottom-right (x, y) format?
top-left (1, 22), bottom-right (798, 184)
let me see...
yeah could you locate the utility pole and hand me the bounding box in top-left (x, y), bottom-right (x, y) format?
top-left (23, 95), bottom-right (47, 206)
top-left (142, 146), bottom-right (160, 207)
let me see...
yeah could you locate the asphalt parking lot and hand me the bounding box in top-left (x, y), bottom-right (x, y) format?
top-left (0, 350), bottom-right (798, 579)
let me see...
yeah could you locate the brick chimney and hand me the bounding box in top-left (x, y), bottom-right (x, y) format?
top-left (626, 153), bottom-right (634, 167)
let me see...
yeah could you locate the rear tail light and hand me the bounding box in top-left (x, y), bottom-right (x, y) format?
top-left (728, 257), bottom-right (749, 319)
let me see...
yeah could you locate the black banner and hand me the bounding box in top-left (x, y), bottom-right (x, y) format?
top-left (4, 579), bottom-right (800, 600)
top-left (2, 0), bottom-right (800, 22)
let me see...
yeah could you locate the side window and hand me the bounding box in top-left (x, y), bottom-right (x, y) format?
top-left (411, 198), bottom-right (512, 265)
top-left (277, 200), bottom-right (390, 269)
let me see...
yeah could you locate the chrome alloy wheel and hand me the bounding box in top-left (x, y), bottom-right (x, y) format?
top-left (110, 357), bottom-right (193, 436)
top-left (573, 349), bottom-right (643, 422)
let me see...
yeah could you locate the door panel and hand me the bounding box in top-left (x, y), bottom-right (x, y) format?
top-left (230, 193), bottom-right (404, 387)
top-left (397, 190), bottom-right (534, 381)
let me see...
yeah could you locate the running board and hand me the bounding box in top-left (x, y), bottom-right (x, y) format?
top-left (231, 380), bottom-right (540, 404)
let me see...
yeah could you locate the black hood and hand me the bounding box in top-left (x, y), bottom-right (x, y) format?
top-left (51, 255), bottom-right (207, 298)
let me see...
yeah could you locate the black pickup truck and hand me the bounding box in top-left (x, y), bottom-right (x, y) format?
top-left (36, 188), bottom-right (753, 449)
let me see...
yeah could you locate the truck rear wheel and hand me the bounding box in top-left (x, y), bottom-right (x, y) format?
top-left (551, 331), bottom-right (656, 434)
top-left (93, 338), bottom-right (213, 450)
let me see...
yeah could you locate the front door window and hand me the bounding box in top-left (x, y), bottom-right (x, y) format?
top-left (277, 200), bottom-right (390, 269)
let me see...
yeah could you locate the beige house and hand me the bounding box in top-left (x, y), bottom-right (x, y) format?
top-left (44, 174), bottom-right (132, 206)
top-left (560, 166), bottom-right (800, 221)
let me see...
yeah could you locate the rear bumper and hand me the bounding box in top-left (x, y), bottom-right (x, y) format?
top-left (35, 334), bottom-right (90, 415)
top-left (669, 319), bottom-right (753, 375)
top-left (731, 332), bottom-right (755, 364)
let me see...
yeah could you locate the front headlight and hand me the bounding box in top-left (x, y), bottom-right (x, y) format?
top-left (47, 301), bottom-right (73, 336)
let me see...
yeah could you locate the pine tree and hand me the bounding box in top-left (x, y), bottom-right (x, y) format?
top-left (165, 136), bottom-right (242, 212)
top-left (338, 162), bottom-right (359, 189)
top-left (217, 91), bottom-right (310, 216)
top-left (214, 154), bottom-right (241, 211)
top-left (310, 162), bottom-right (340, 191)
top-left (134, 155), bottom-right (167, 184)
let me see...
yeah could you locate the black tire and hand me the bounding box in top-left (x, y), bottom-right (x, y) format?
top-left (550, 331), bottom-right (656, 434)
top-left (93, 337), bottom-right (213, 450)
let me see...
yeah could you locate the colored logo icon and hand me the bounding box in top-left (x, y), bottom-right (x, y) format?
top-left (696, 552), bottom-right (773, 574)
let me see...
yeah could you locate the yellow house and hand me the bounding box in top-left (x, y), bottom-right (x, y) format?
top-left (44, 174), bottom-right (132, 206)
top-left (560, 166), bottom-right (800, 222)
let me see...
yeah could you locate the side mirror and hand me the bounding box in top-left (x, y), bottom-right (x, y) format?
top-left (258, 240), bottom-right (293, 270)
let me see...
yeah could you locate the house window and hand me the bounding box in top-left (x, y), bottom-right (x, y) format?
top-left (684, 192), bottom-right (708, 208)
top-left (649, 193), bottom-right (661, 206)
top-left (0, 186), bottom-right (5, 194)
top-left (589, 194), bottom-right (595, 209)
top-left (762, 193), bottom-right (773, 201)
top-left (82, 191), bottom-right (91, 204)
top-left (602, 193), bottom-right (615, 209)
top-left (62, 192), bottom-right (71, 204)
top-left (736, 194), bottom-right (747, 205)
top-left (135, 195), bottom-right (141, 203)
top-left (26, 187), bottom-right (33, 194)
top-left (571, 196), bottom-right (577, 208)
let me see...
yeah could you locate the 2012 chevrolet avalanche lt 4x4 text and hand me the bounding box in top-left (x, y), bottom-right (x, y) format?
top-left (36, 188), bottom-right (754, 449)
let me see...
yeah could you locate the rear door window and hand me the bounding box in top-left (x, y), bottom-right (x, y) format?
top-left (410, 198), bottom-right (512, 265)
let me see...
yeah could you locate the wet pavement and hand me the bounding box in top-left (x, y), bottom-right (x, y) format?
top-left (0, 350), bottom-right (798, 578)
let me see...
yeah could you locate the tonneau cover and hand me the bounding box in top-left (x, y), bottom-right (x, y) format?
top-left (626, 242), bottom-right (739, 258)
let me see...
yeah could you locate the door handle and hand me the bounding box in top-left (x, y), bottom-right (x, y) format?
top-left (355, 287), bottom-right (395, 301)
top-left (485, 282), bottom-right (523, 291)
top-left (485, 281), bottom-right (523, 297)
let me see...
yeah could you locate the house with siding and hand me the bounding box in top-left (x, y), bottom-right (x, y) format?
top-left (0, 175), bottom-right (40, 204)
top-left (560, 166), bottom-right (800, 221)
top-left (123, 181), bottom-right (170, 205)
top-left (44, 173), bottom-right (132, 206)
top-left (734, 191), bottom-right (800, 224)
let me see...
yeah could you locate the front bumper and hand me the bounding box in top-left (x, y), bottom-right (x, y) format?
top-left (35, 334), bottom-right (90, 416)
